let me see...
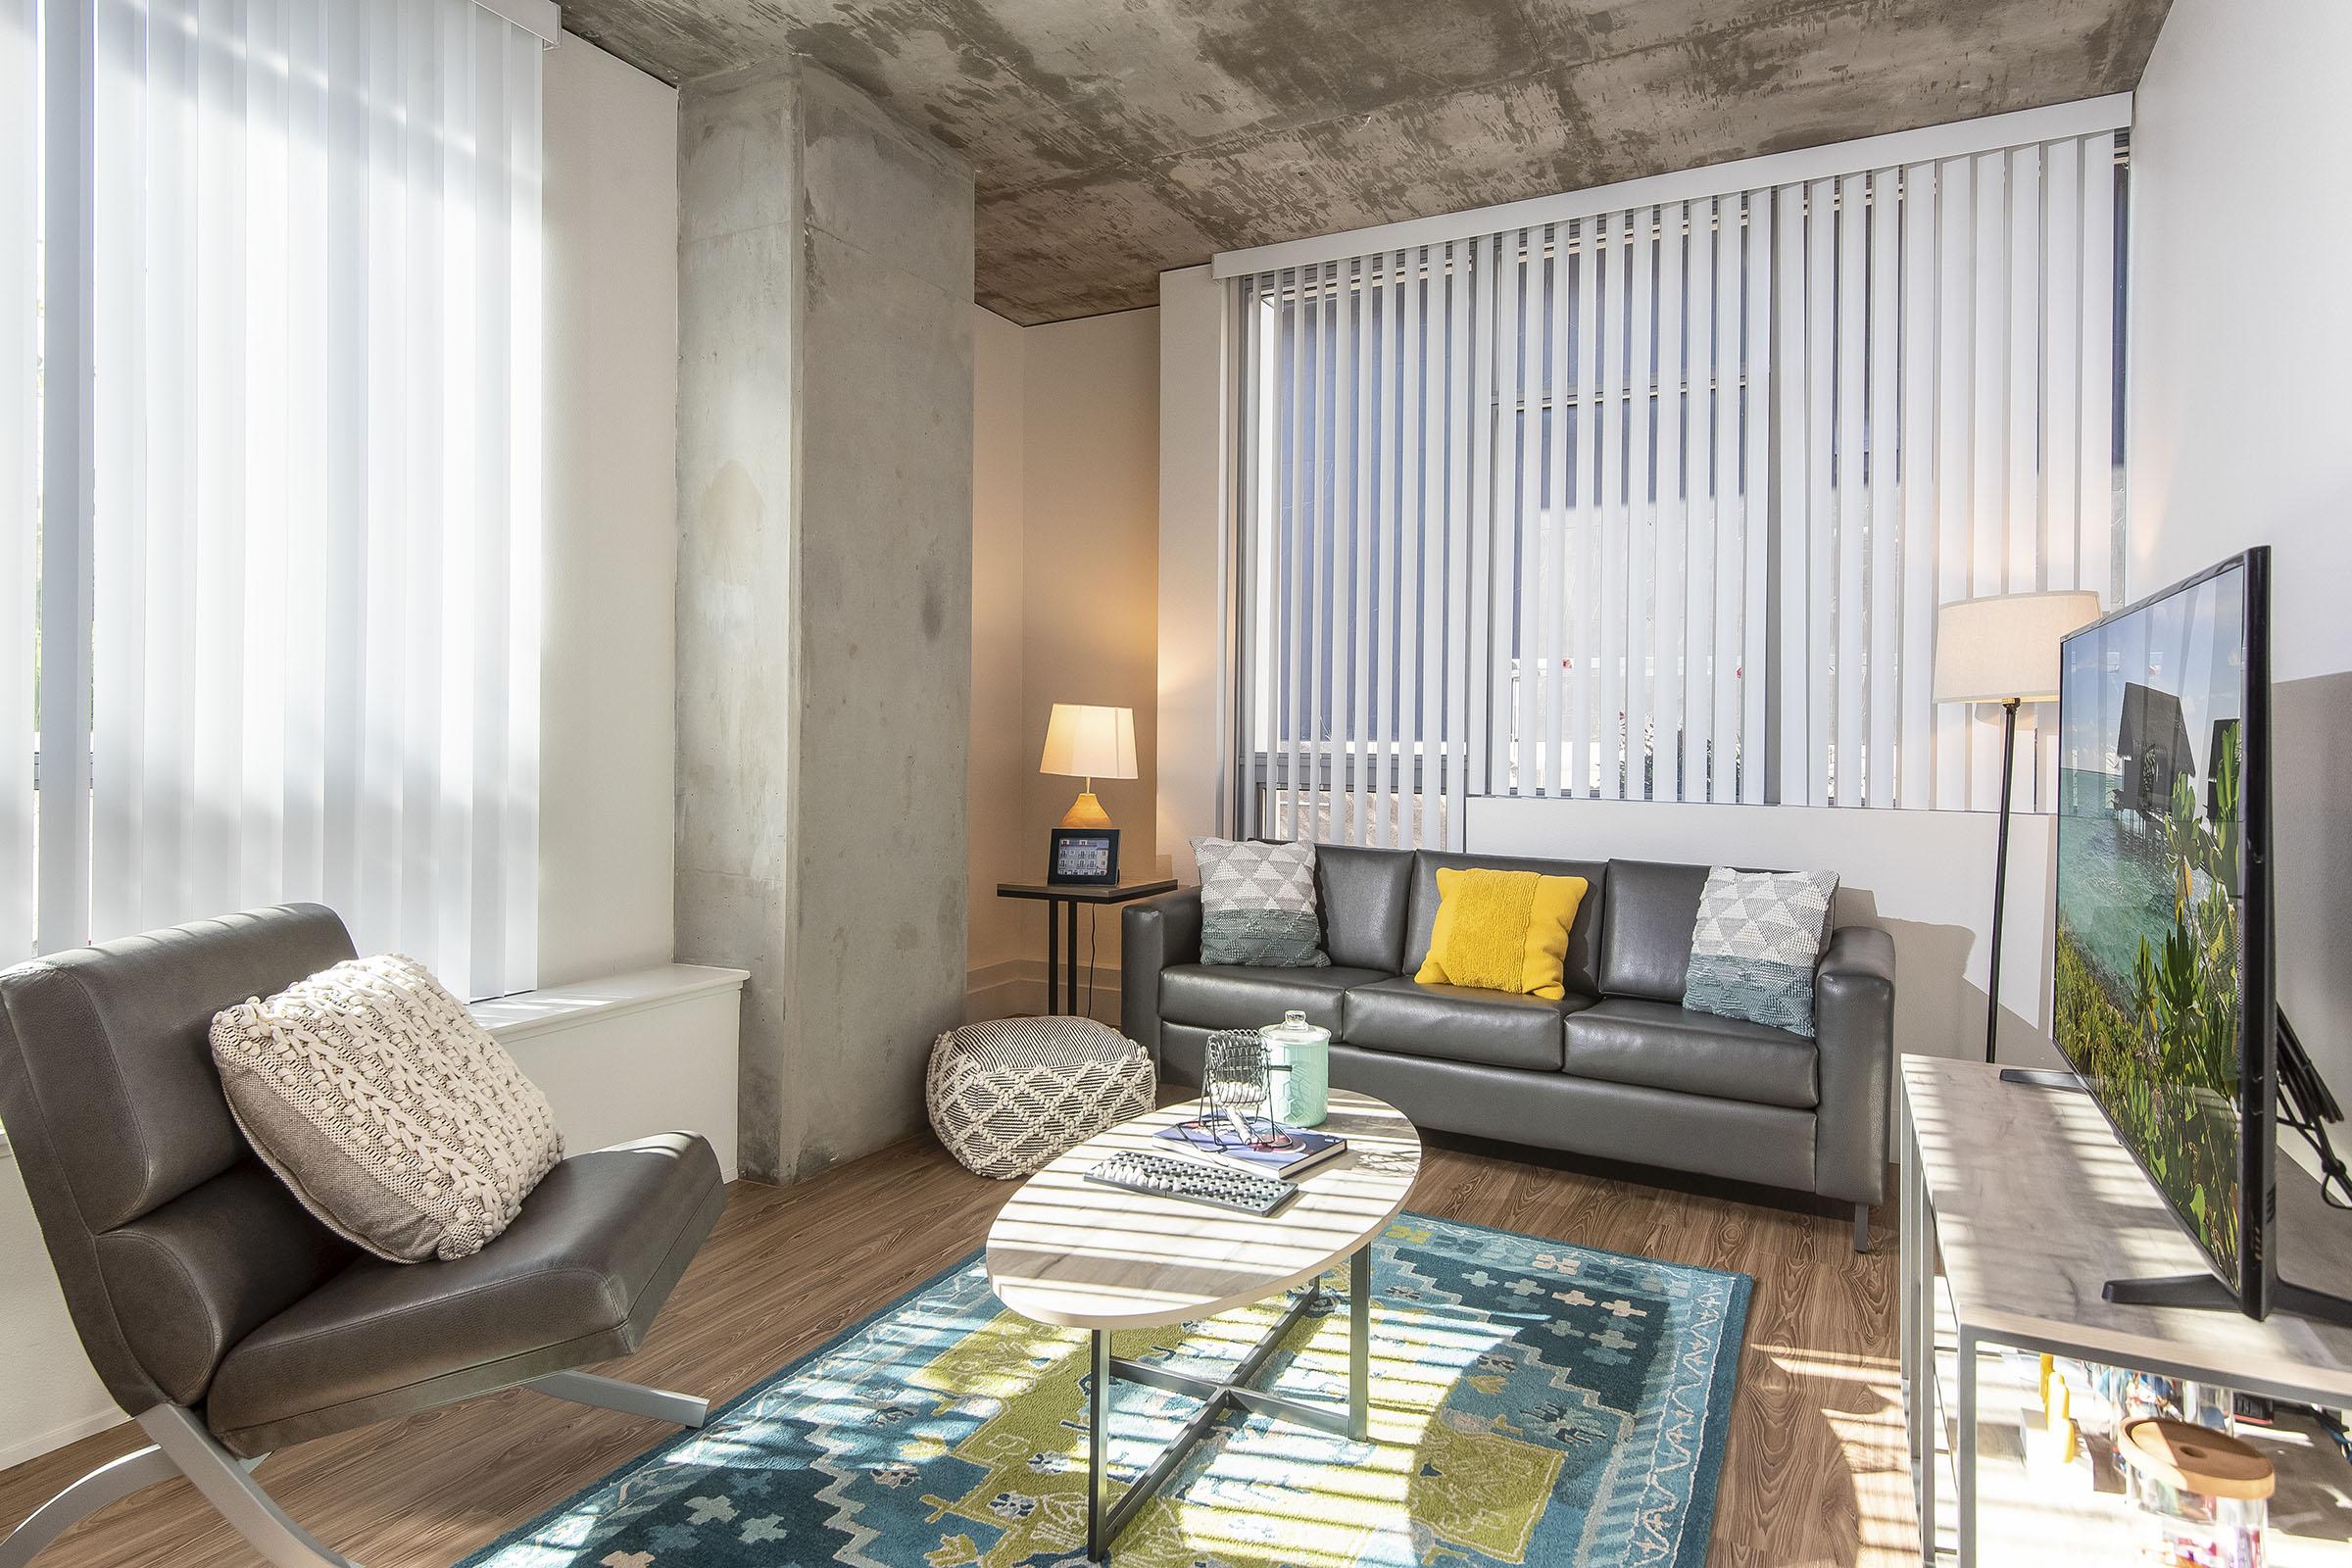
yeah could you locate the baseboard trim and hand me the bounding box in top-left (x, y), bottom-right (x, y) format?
top-left (964, 957), bottom-right (1121, 1026)
top-left (0, 1405), bottom-right (130, 1472)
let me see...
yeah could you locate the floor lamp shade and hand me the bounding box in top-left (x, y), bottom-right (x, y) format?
top-left (1040, 704), bottom-right (1138, 829)
top-left (1933, 591), bottom-right (2103, 704)
top-left (1933, 590), bottom-right (2100, 1065)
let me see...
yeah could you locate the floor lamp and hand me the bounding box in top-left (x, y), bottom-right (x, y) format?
top-left (1932, 590), bottom-right (2101, 1070)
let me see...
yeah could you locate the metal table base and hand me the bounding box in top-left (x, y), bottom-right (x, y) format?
top-left (1084, 1244), bottom-right (1372, 1562)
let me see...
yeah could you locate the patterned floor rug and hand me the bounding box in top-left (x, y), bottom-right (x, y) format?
top-left (463, 1214), bottom-right (1750, 1568)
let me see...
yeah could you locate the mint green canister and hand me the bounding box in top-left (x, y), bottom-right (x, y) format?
top-left (1260, 1009), bottom-right (1331, 1127)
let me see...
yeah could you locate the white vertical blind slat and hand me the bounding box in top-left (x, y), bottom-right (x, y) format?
top-left (0, 0), bottom-right (31, 960)
top-left (1802, 177), bottom-right (1837, 808)
top-left (1740, 192), bottom-right (1770, 806)
top-left (1514, 230), bottom-right (1545, 795)
top-left (1865, 168), bottom-right (1900, 809)
top-left (2003, 145), bottom-right (2041, 810)
top-left (1571, 217), bottom-right (1601, 801)
top-left (1933, 155), bottom-right (1976, 810)
top-left (1896, 161), bottom-right (1938, 809)
top-left (1967, 150), bottom-right (2008, 811)
top-left (1772, 181), bottom-right (1809, 807)
top-left (1624, 207), bottom-right (1656, 798)
top-left (1343, 257), bottom-right (1370, 841)
top-left (1598, 212), bottom-right (1630, 800)
top-left (1683, 201), bottom-right (1716, 804)
top-left (1280, 265), bottom-right (1305, 834)
top-left (1396, 252), bottom-right (1424, 842)
top-left (1652, 203), bottom-right (1686, 803)
top-left (1542, 225), bottom-right (1571, 795)
top-left (1367, 257), bottom-right (1396, 845)
top-left (2078, 133), bottom-right (2118, 608)
top-left (1467, 239), bottom-right (1505, 817)
top-left (1439, 240), bottom-right (1471, 843)
top-left (1705, 196), bottom-right (1738, 804)
top-left (1494, 229), bottom-right (1527, 795)
top-left (1833, 172), bottom-right (1867, 806)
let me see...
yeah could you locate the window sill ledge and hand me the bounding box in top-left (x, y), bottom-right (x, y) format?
top-left (469, 963), bottom-right (750, 1047)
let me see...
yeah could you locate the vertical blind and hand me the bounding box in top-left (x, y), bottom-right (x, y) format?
top-left (0, 0), bottom-right (31, 965)
top-left (12, 0), bottom-right (548, 999)
top-left (1230, 129), bottom-right (2124, 847)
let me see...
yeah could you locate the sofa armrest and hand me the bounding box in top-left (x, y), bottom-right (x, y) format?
top-left (1813, 925), bottom-right (1895, 1205)
top-left (1122, 888), bottom-right (1202, 1065)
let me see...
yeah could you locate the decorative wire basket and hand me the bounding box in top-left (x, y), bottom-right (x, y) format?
top-left (1201, 1030), bottom-right (1297, 1150)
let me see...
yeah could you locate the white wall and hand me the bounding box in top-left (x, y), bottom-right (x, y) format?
top-left (1156, 266), bottom-right (1227, 890)
top-left (2128, 0), bottom-right (2352, 1093)
top-left (968, 308), bottom-right (1162, 1021)
top-left (539, 36), bottom-right (680, 986)
top-left (0, 33), bottom-right (688, 1471)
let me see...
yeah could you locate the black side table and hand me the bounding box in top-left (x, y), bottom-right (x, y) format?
top-left (995, 878), bottom-right (1178, 1017)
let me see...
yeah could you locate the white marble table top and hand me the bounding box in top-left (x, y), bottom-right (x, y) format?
top-left (985, 1090), bottom-right (1422, 1331)
top-left (1905, 1054), bottom-right (2352, 1404)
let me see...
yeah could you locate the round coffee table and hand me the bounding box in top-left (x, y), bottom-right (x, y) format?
top-left (985, 1089), bottom-right (1421, 1561)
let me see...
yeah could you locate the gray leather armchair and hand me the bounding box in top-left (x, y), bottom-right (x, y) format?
top-left (0, 906), bottom-right (728, 1568)
top-left (1125, 847), bottom-right (1895, 1250)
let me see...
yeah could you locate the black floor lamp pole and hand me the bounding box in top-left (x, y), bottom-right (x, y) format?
top-left (1984, 697), bottom-right (2021, 1064)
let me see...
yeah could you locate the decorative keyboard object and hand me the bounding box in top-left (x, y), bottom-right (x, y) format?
top-left (1084, 1151), bottom-right (1297, 1216)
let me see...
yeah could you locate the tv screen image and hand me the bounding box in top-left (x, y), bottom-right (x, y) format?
top-left (2054, 551), bottom-right (2268, 1306)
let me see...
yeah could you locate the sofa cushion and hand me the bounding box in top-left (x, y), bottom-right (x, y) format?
top-left (1314, 844), bottom-right (1414, 972)
top-left (1564, 998), bottom-right (1818, 1109)
top-left (1413, 867), bottom-right (1591, 998)
top-left (1192, 838), bottom-right (1330, 967)
top-left (1406, 852), bottom-right (1606, 996)
top-left (1158, 963), bottom-right (1387, 1035)
top-left (1343, 976), bottom-right (1587, 1072)
top-left (1595, 859), bottom-right (1714, 1002)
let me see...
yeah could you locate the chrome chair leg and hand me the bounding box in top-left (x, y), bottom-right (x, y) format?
top-left (0, 1444), bottom-right (177, 1568)
top-left (525, 1370), bottom-right (710, 1428)
top-left (135, 1406), bottom-right (362, 1568)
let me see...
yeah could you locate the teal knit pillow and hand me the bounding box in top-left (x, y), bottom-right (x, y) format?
top-left (1681, 868), bottom-right (1838, 1037)
top-left (1191, 837), bottom-right (1330, 968)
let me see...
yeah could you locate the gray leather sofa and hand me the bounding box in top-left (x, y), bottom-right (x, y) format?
top-left (1123, 847), bottom-right (1893, 1250)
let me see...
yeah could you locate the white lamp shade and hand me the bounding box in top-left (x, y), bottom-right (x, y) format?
top-left (1039, 703), bottom-right (1139, 780)
top-left (1932, 590), bottom-right (2103, 705)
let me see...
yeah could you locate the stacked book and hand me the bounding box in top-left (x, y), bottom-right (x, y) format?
top-left (1154, 1115), bottom-right (1348, 1180)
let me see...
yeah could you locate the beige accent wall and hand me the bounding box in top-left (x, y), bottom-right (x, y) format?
top-left (969, 307), bottom-right (1162, 1020)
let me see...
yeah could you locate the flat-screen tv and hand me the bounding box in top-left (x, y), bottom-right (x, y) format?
top-left (2054, 548), bottom-right (2274, 1317)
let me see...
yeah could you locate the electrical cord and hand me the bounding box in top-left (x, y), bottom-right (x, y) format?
top-left (1083, 906), bottom-right (1098, 1020)
top-left (2278, 1009), bottom-right (2352, 1209)
top-left (2278, 1087), bottom-right (2352, 1210)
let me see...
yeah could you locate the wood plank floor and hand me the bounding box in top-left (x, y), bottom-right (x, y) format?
top-left (0, 1132), bottom-right (1914, 1567)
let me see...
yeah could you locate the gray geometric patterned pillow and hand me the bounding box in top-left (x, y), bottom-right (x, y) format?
top-left (1191, 836), bottom-right (1330, 968)
top-left (1681, 867), bottom-right (1839, 1038)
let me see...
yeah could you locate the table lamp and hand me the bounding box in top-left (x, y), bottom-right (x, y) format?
top-left (1040, 703), bottom-right (1138, 829)
top-left (1933, 589), bottom-right (2101, 1066)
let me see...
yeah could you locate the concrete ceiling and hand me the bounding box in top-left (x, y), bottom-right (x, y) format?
top-left (564, 0), bottom-right (2171, 325)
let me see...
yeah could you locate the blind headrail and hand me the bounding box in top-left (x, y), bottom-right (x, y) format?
top-left (1211, 93), bottom-right (2131, 279)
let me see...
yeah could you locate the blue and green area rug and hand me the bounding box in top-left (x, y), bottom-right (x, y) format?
top-left (464, 1214), bottom-right (1750, 1568)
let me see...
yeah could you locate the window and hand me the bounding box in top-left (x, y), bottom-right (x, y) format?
top-left (3, 0), bottom-right (551, 998)
top-left (1227, 118), bottom-right (2126, 847)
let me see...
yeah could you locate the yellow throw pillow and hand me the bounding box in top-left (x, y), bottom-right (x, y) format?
top-left (1413, 867), bottom-right (1591, 999)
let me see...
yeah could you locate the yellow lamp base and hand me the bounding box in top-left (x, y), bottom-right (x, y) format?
top-left (1059, 790), bottom-right (1113, 829)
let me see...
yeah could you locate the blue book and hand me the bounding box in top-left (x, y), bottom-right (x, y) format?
top-left (1154, 1116), bottom-right (1347, 1179)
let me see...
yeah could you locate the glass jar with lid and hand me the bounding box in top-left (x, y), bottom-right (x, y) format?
top-left (2119, 1416), bottom-right (2272, 1568)
top-left (1258, 1010), bottom-right (1331, 1127)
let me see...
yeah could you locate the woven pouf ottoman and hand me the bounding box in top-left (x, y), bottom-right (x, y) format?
top-left (927, 1015), bottom-right (1154, 1179)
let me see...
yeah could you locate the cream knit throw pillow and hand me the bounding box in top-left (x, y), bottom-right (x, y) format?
top-left (211, 955), bottom-right (563, 1262)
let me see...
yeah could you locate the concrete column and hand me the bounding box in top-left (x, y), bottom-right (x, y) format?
top-left (675, 59), bottom-right (974, 1182)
